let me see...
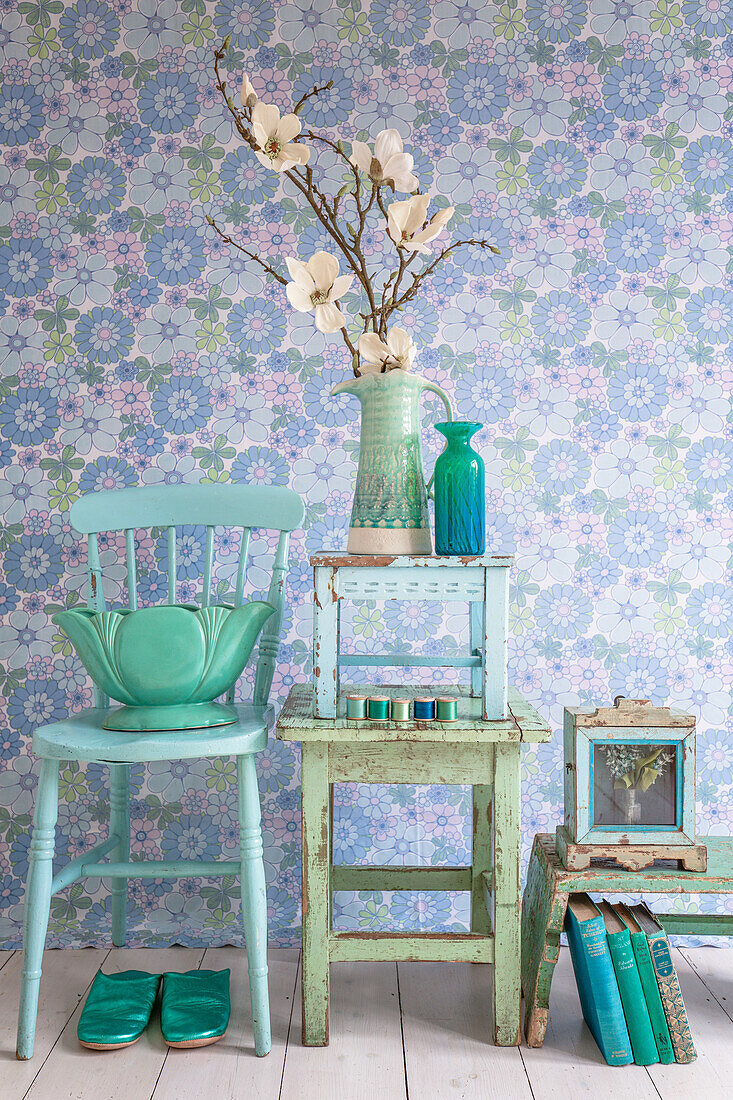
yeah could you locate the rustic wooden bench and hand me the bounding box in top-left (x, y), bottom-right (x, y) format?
top-left (521, 832), bottom-right (733, 1046)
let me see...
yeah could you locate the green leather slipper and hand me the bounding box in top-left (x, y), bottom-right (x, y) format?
top-left (77, 971), bottom-right (161, 1051)
top-left (160, 969), bottom-right (231, 1049)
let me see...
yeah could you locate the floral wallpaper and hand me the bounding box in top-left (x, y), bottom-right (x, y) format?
top-left (0, 0), bottom-right (732, 949)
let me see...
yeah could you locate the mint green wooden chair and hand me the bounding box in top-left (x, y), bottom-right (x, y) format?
top-left (16, 484), bottom-right (304, 1060)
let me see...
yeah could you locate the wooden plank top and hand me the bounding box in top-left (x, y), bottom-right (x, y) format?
top-left (566, 697), bottom-right (695, 728)
top-left (309, 553), bottom-right (514, 568)
top-left (275, 683), bottom-right (550, 744)
top-left (532, 833), bottom-right (733, 893)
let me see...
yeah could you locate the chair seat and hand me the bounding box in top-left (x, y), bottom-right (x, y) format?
top-left (32, 703), bottom-right (274, 764)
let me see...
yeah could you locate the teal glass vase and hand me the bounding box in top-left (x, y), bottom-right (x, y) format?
top-left (432, 422), bottom-right (485, 556)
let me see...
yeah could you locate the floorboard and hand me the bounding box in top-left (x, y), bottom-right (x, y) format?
top-left (22, 947), bottom-right (205, 1100)
top-left (521, 948), bottom-right (661, 1099)
top-left (399, 961), bottom-right (531, 1099)
top-left (0, 947), bottom-right (108, 1100)
top-left (0, 945), bottom-right (731, 1099)
top-left (151, 947), bottom-right (299, 1100)
top-left (0, 951), bottom-right (16, 973)
top-left (280, 961), bottom-right (406, 1100)
top-left (679, 945), bottom-right (733, 1024)
top-left (646, 948), bottom-right (733, 1100)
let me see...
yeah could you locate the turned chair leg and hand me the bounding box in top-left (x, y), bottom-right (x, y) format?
top-left (238, 753), bottom-right (271, 1057)
top-left (17, 758), bottom-right (59, 1060)
top-left (109, 764), bottom-right (130, 947)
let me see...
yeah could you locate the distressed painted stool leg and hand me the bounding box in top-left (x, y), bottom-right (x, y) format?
top-left (470, 602), bottom-right (483, 698)
top-left (238, 754), bottom-right (271, 1057)
top-left (471, 781), bottom-right (493, 938)
top-left (16, 758), bottom-right (59, 1060)
top-left (109, 764), bottom-right (130, 947)
top-left (483, 568), bottom-right (509, 720)
top-left (491, 742), bottom-right (521, 1045)
top-left (313, 566), bottom-right (338, 719)
top-left (521, 836), bottom-right (569, 1047)
top-left (301, 741), bottom-right (330, 1045)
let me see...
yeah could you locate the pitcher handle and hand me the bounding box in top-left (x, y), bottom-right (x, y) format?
top-left (421, 382), bottom-right (453, 499)
top-left (421, 381), bottom-right (453, 423)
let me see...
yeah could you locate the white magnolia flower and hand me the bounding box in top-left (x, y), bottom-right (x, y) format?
top-left (240, 71), bottom-right (257, 108)
top-left (285, 251), bottom-right (353, 334)
top-left (350, 129), bottom-right (418, 192)
top-left (251, 102), bottom-right (310, 172)
top-left (386, 194), bottom-right (454, 254)
top-left (358, 326), bottom-right (415, 373)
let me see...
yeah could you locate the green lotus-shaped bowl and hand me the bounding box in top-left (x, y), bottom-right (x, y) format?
top-left (53, 601), bottom-right (274, 732)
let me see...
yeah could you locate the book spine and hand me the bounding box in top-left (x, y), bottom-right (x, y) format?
top-left (630, 932), bottom-right (675, 1064)
top-left (648, 932), bottom-right (697, 1063)
top-left (606, 930), bottom-right (659, 1065)
top-left (578, 918), bottom-right (633, 1065)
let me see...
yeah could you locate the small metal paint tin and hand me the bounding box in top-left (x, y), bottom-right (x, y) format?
top-left (414, 696), bottom-right (436, 720)
top-left (368, 696), bottom-right (390, 721)
top-left (345, 694), bottom-right (367, 719)
top-left (391, 698), bottom-right (411, 722)
top-left (436, 697), bottom-right (458, 722)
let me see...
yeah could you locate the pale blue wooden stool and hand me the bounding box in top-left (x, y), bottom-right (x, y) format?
top-left (16, 484), bottom-right (304, 1060)
top-left (311, 553), bottom-right (513, 719)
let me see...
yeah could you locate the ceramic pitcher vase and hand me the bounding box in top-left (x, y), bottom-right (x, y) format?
top-left (331, 370), bottom-right (452, 555)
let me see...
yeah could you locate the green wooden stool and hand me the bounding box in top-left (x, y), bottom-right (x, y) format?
top-left (277, 684), bottom-right (549, 1046)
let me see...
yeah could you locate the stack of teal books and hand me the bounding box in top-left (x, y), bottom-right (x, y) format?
top-left (565, 894), bottom-right (697, 1066)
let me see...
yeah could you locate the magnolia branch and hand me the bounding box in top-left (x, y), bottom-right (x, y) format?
top-left (388, 250), bottom-right (417, 323)
top-left (388, 238), bottom-right (499, 318)
top-left (210, 38), bottom-right (502, 374)
top-left (285, 164), bottom-right (374, 314)
top-left (213, 43), bottom-right (258, 154)
top-left (205, 215), bottom-right (287, 285)
top-left (293, 81), bottom-right (334, 116)
top-left (340, 326), bottom-right (359, 363)
top-left (211, 46), bottom-right (370, 339)
top-left (302, 133), bottom-right (380, 329)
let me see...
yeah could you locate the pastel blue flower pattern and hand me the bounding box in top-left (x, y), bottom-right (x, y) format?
top-left (0, 0), bottom-right (730, 950)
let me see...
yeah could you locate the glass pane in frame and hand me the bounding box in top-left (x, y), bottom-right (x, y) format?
top-left (592, 741), bottom-right (678, 828)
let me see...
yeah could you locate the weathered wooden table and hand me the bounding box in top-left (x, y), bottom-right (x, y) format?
top-left (521, 832), bottom-right (733, 1047)
top-left (277, 683), bottom-right (550, 1046)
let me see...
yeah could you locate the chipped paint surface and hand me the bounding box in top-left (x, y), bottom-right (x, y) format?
top-left (555, 824), bottom-right (707, 872)
top-left (522, 834), bottom-right (733, 1047)
top-left (277, 683), bottom-right (549, 743)
top-left (565, 697), bottom-right (696, 728)
top-left (564, 699), bottom-right (699, 849)
top-left (309, 554), bottom-right (514, 568)
top-left (280, 683), bottom-right (545, 1046)
top-left (311, 558), bottom-right (515, 719)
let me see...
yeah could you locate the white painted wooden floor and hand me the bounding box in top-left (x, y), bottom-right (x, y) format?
top-left (0, 945), bottom-right (730, 1099)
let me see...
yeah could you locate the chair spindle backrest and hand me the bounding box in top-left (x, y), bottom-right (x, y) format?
top-left (69, 485), bottom-right (305, 709)
top-left (125, 529), bottom-right (137, 611)
top-left (167, 526), bottom-right (176, 604)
